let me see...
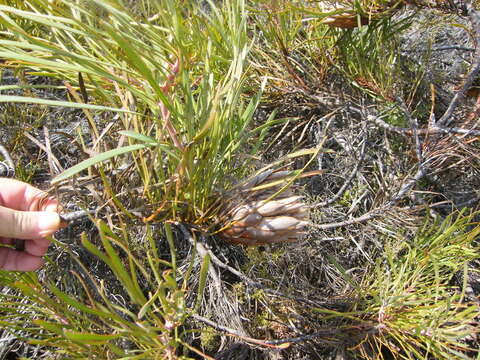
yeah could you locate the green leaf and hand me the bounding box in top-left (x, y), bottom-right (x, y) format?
top-left (97, 221), bottom-right (147, 305)
top-left (118, 130), bottom-right (157, 144)
top-left (33, 319), bottom-right (69, 335)
top-left (0, 95), bottom-right (132, 113)
top-left (137, 287), bottom-right (163, 320)
top-left (52, 143), bottom-right (154, 184)
top-left (164, 223), bottom-right (177, 277)
top-left (195, 252), bottom-right (210, 311)
top-left (64, 331), bottom-right (121, 345)
top-left (48, 283), bottom-right (115, 319)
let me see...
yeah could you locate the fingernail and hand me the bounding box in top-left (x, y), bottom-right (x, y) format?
top-left (44, 203), bottom-right (59, 213)
top-left (38, 212), bottom-right (60, 238)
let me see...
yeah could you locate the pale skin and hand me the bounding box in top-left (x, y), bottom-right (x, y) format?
top-left (0, 178), bottom-right (60, 272)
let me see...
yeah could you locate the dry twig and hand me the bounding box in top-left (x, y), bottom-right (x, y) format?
top-left (315, 138), bottom-right (367, 208)
top-left (437, 4), bottom-right (480, 126)
top-left (177, 223), bottom-right (348, 308)
top-left (0, 143), bottom-right (15, 178)
top-left (193, 313), bottom-right (374, 347)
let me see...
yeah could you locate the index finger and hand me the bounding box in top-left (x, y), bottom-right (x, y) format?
top-left (0, 178), bottom-right (59, 212)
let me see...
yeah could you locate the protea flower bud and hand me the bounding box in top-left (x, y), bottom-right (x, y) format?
top-left (218, 169), bottom-right (309, 246)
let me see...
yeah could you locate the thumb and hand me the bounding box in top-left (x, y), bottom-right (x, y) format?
top-left (0, 206), bottom-right (60, 239)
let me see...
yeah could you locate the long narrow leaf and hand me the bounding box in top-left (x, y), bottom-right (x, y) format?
top-left (52, 143), bottom-right (154, 184)
top-left (0, 95), bottom-right (131, 112)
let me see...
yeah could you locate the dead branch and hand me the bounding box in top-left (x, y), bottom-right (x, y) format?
top-left (315, 138), bottom-right (367, 208)
top-left (367, 115), bottom-right (480, 137)
top-left (310, 206), bottom-right (386, 230)
top-left (437, 4), bottom-right (480, 126)
top-left (192, 314), bottom-right (288, 349)
top-left (177, 223), bottom-right (349, 308)
top-left (388, 164), bottom-right (428, 205)
top-left (0, 143), bottom-right (15, 178)
top-left (313, 98), bottom-right (431, 231)
top-left (193, 313), bottom-right (375, 347)
top-left (367, 114), bottom-right (409, 135)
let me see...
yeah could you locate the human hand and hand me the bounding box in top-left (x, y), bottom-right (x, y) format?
top-left (0, 178), bottom-right (60, 271)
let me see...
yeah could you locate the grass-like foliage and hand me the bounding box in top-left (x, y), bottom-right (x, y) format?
top-left (0, 0), bottom-right (479, 358)
top-left (335, 16), bottom-right (413, 101)
top-left (0, 0), bottom-right (261, 357)
top-left (320, 212), bottom-right (480, 359)
top-left (248, 1), bottom-right (336, 92)
top-left (0, 221), bottom-right (197, 359)
top-left (247, 0), bottom-right (416, 103)
top-left (0, 0), bottom-right (261, 226)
